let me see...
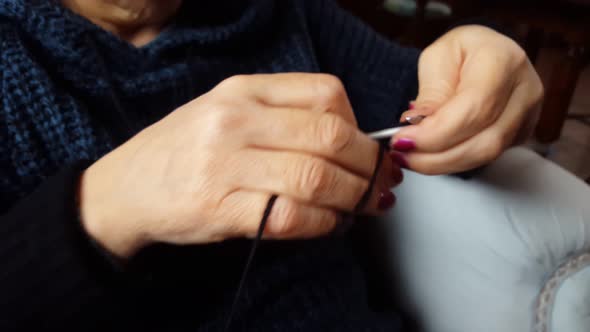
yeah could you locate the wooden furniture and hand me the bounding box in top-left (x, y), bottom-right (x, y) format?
top-left (479, 0), bottom-right (590, 144)
top-left (471, 0), bottom-right (590, 183)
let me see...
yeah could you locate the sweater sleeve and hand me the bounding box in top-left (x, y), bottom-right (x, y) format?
top-left (0, 163), bottom-right (138, 330)
top-left (303, 0), bottom-right (420, 132)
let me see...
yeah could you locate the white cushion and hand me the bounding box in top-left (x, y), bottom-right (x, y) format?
top-left (380, 147), bottom-right (590, 332)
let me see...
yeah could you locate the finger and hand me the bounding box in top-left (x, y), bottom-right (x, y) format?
top-left (512, 62), bottom-right (544, 145)
top-left (392, 130), bottom-right (500, 175)
top-left (218, 73), bottom-right (357, 125)
top-left (351, 147), bottom-right (400, 213)
top-left (387, 156), bottom-right (404, 188)
top-left (393, 49), bottom-right (516, 153)
top-left (373, 151), bottom-right (401, 212)
top-left (226, 149), bottom-right (392, 215)
top-left (266, 196), bottom-right (339, 238)
top-left (399, 108), bottom-right (435, 123)
top-left (374, 148), bottom-right (404, 190)
top-left (219, 191), bottom-right (339, 239)
top-left (413, 40), bottom-right (461, 111)
top-left (398, 79), bottom-right (537, 175)
top-left (240, 107), bottom-right (379, 178)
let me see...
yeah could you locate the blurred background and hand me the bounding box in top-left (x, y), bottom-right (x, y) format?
top-left (337, 0), bottom-right (590, 183)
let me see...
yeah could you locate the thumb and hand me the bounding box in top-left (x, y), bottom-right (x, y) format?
top-left (413, 40), bottom-right (462, 112)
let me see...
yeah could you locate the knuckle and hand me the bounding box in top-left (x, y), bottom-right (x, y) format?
top-left (308, 210), bottom-right (338, 237)
top-left (324, 211), bottom-right (339, 232)
top-left (420, 44), bottom-right (436, 60)
top-left (530, 77), bottom-right (545, 104)
top-left (482, 133), bottom-right (505, 162)
top-left (352, 178), bottom-right (370, 204)
top-left (517, 70), bottom-right (544, 113)
top-left (512, 44), bottom-right (528, 66)
top-left (314, 74), bottom-right (346, 105)
top-left (463, 97), bottom-right (493, 127)
top-left (297, 158), bottom-right (335, 201)
top-left (316, 113), bottom-right (355, 154)
top-left (204, 105), bottom-right (243, 138)
top-left (217, 75), bottom-right (249, 90)
top-left (271, 200), bottom-right (301, 235)
top-left (222, 217), bottom-right (244, 238)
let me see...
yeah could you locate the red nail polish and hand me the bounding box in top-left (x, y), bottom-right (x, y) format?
top-left (408, 102), bottom-right (415, 110)
top-left (390, 151), bottom-right (409, 169)
top-left (378, 190), bottom-right (396, 210)
top-left (392, 138), bottom-right (416, 152)
top-left (392, 164), bottom-right (404, 185)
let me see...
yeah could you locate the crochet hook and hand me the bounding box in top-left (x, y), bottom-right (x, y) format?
top-left (367, 115), bottom-right (425, 140)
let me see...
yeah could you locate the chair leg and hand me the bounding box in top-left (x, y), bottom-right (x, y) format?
top-left (524, 27), bottom-right (544, 65)
top-left (535, 46), bottom-right (587, 144)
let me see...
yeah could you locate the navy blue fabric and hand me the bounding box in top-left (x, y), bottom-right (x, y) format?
top-left (0, 0), bottom-right (419, 330)
top-left (0, 0), bottom-right (419, 210)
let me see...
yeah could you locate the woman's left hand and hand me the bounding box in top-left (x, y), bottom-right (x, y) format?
top-left (391, 25), bottom-right (544, 175)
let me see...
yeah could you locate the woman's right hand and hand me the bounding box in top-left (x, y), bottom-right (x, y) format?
top-left (79, 73), bottom-right (402, 258)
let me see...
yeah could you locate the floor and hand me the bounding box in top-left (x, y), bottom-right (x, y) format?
top-left (543, 65), bottom-right (590, 181)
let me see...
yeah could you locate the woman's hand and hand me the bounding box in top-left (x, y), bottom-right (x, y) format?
top-left (79, 74), bottom-right (402, 258)
top-left (391, 25), bottom-right (544, 175)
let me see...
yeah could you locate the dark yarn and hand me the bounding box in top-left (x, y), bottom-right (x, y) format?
top-left (225, 144), bottom-right (384, 331)
top-left (223, 195), bottom-right (278, 332)
top-left (355, 145), bottom-right (387, 212)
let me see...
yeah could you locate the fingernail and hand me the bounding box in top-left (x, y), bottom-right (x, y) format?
top-left (378, 190), bottom-right (396, 210)
top-left (390, 151), bottom-right (409, 169)
top-left (392, 138), bottom-right (416, 152)
top-left (405, 115), bottom-right (425, 125)
top-left (409, 101), bottom-right (415, 110)
top-left (392, 165), bottom-right (404, 185)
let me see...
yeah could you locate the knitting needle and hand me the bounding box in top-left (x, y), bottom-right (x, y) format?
top-left (367, 115), bottom-right (425, 140)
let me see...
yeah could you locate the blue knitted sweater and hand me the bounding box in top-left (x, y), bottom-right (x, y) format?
top-left (0, 0), bottom-right (419, 330)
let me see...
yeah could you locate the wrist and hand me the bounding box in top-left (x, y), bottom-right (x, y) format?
top-left (77, 164), bottom-right (146, 259)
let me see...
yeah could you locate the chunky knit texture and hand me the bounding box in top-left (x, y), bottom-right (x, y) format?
top-left (0, 0), bottom-right (419, 330)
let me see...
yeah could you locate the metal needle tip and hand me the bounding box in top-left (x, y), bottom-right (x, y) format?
top-left (367, 115), bottom-right (427, 140)
top-left (404, 115), bottom-right (425, 125)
